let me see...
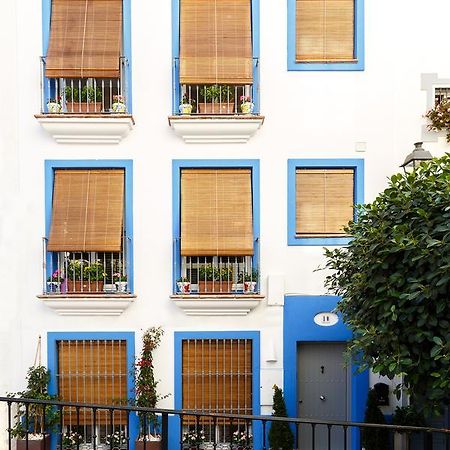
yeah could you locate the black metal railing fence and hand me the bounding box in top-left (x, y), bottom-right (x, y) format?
top-left (1, 397), bottom-right (449, 450)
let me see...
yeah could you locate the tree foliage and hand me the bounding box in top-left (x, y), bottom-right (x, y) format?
top-left (268, 385), bottom-right (294, 450)
top-left (323, 155), bottom-right (450, 414)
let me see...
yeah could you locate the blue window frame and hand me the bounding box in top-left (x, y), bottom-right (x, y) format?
top-left (173, 331), bottom-right (261, 450)
top-left (171, 0), bottom-right (260, 114)
top-left (287, 158), bottom-right (364, 246)
top-left (287, 0), bottom-right (364, 71)
top-left (41, 0), bottom-right (133, 112)
top-left (172, 159), bottom-right (260, 293)
top-left (47, 331), bottom-right (138, 450)
top-left (45, 160), bottom-right (134, 292)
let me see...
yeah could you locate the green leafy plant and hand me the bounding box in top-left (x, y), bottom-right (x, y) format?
top-left (198, 264), bottom-right (233, 281)
top-left (323, 154), bottom-right (450, 415)
top-left (47, 269), bottom-right (63, 282)
top-left (177, 277), bottom-right (190, 282)
top-left (392, 405), bottom-right (425, 430)
top-left (425, 100), bottom-right (450, 142)
top-left (200, 85), bottom-right (234, 103)
top-left (64, 85), bottom-right (102, 102)
top-left (62, 431), bottom-right (83, 449)
top-left (268, 385), bottom-right (293, 450)
top-left (361, 389), bottom-right (388, 450)
top-left (182, 429), bottom-right (205, 446)
top-left (238, 269), bottom-right (259, 283)
top-left (8, 365), bottom-right (59, 439)
top-left (83, 261), bottom-right (106, 281)
top-left (134, 327), bottom-right (169, 438)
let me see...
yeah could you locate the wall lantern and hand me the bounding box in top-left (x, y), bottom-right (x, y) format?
top-left (400, 142), bottom-right (433, 173)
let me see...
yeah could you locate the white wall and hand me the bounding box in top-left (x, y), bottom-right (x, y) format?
top-left (1, 0), bottom-right (450, 421)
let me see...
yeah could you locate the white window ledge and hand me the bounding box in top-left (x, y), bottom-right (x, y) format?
top-left (37, 294), bottom-right (136, 316)
top-left (170, 294), bottom-right (264, 316)
top-left (35, 114), bottom-right (135, 144)
top-left (168, 115), bottom-right (265, 144)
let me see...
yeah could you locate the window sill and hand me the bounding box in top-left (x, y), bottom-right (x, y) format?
top-left (37, 294), bottom-right (136, 316)
top-left (34, 114), bottom-right (135, 144)
top-left (170, 294), bottom-right (264, 316)
top-left (168, 115), bottom-right (265, 144)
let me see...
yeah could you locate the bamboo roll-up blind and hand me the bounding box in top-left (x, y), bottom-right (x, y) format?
top-left (47, 169), bottom-right (124, 252)
top-left (57, 340), bottom-right (127, 425)
top-left (296, 0), bottom-right (355, 62)
top-left (181, 169), bottom-right (253, 256)
top-left (179, 0), bottom-right (253, 84)
top-left (182, 339), bottom-right (252, 424)
top-left (46, 0), bottom-right (123, 78)
top-left (296, 168), bottom-right (354, 236)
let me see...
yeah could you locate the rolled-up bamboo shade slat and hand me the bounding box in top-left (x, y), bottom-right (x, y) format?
top-left (58, 340), bottom-right (127, 425)
top-left (47, 169), bottom-right (124, 252)
top-left (46, 0), bottom-right (122, 78)
top-left (180, 0), bottom-right (253, 84)
top-left (296, 0), bottom-right (355, 62)
top-left (296, 168), bottom-right (354, 236)
top-left (181, 169), bottom-right (253, 256)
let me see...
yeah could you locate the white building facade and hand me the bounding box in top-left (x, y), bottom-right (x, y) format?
top-left (1, 0), bottom-right (450, 449)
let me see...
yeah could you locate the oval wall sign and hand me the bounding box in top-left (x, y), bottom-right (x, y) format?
top-left (314, 312), bottom-right (339, 327)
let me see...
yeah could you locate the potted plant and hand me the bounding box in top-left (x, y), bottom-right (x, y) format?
top-left (46, 97), bottom-right (62, 113)
top-left (112, 94), bottom-right (127, 113)
top-left (46, 269), bottom-right (63, 293)
top-left (425, 99), bottom-right (450, 142)
top-left (176, 276), bottom-right (191, 293)
top-left (239, 95), bottom-right (254, 114)
top-left (9, 365), bottom-right (59, 450)
top-left (134, 327), bottom-right (168, 450)
top-left (66, 259), bottom-right (105, 293)
top-left (198, 265), bottom-right (233, 293)
top-left (182, 429), bottom-right (205, 450)
top-left (106, 430), bottom-right (127, 450)
top-left (61, 431), bottom-right (83, 449)
top-left (199, 85), bottom-right (234, 114)
top-left (238, 269), bottom-right (258, 293)
top-left (231, 430), bottom-right (252, 450)
top-left (64, 85), bottom-right (103, 113)
top-left (179, 95), bottom-right (195, 115)
top-left (113, 272), bottom-right (128, 293)
top-left (392, 405), bottom-right (425, 450)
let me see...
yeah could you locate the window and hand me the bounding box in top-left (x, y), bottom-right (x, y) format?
top-left (288, 159), bottom-right (364, 245)
top-left (48, 332), bottom-right (135, 447)
top-left (179, 336), bottom-right (255, 446)
top-left (287, 0), bottom-right (364, 71)
top-left (173, 160), bottom-right (259, 295)
top-left (44, 160), bottom-right (133, 294)
top-left (173, 0), bottom-right (260, 114)
top-left (41, 0), bottom-right (131, 113)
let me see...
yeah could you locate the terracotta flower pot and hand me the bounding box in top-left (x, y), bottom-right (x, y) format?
top-left (17, 436), bottom-right (50, 450)
top-left (135, 440), bottom-right (162, 450)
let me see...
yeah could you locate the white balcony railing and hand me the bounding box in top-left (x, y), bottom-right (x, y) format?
top-left (42, 238), bottom-right (131, 295)
top-left (39, 57), bottom-right (129, 114)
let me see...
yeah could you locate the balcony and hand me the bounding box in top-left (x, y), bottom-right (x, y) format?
top-left (168, 58), bottom-right (264, 144)
top-left (171, 240), bottom-right (263, 316)
top-left (38, 239), bottom-right (135, 316)
top-left (35, 57), bottom-right (134, 144)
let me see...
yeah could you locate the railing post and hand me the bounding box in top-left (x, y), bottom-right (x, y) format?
top-left (161, 412), bottom-right (168, 450)
top-left (7, 400), bottom-right (12, 450)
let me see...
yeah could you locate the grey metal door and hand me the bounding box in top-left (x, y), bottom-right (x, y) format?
top-left (297, 343), bottom-right (349, 450)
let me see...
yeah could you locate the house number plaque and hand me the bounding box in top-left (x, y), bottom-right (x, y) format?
top-left (313, 312), bottom-right (339, 327)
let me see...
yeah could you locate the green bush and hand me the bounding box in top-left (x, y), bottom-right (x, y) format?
top-left (268, 385), bottom-right (294, 450)
top-left (361, 388), bottom-right (388, 450)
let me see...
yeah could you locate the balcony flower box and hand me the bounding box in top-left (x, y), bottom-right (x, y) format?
top-left (67, 102), bottom-right (102, 113)
top-left (67, 280), bottom-right (104, 293)
top-left (198, 280), bottom-right (233, 293)
top-left (199, 102), bottom-right (234, 114)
